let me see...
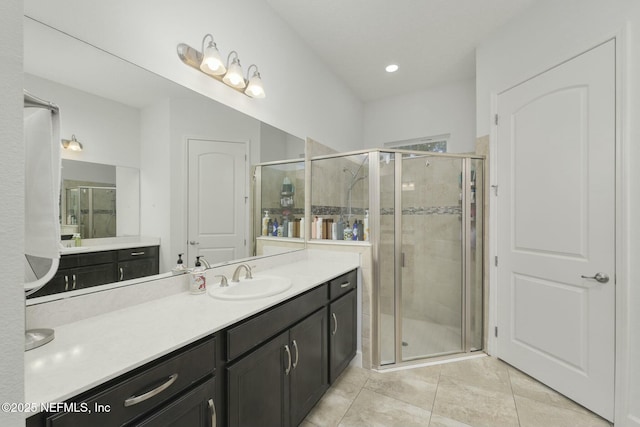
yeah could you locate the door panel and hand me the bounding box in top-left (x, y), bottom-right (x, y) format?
top-left (188, 139), bottom-right (247, 267)
top-left (497, 40), bottom-right (615, 420)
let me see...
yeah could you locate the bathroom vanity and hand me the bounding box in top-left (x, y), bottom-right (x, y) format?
top-left (28, 242), bottom-right (160, 299)
top-left (25, 253), bottom-right (359, 427)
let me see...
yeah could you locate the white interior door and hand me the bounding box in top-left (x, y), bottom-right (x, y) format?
top-left (496, 40), bottom-right (615, 420)
top-left (187, 139), bottom-right (247, 267)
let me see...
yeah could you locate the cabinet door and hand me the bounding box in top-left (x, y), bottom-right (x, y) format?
top-left (329, 290), bottom-right (357, 383)
top-left (74, 263), bottom-right (116, 290)
top-left (290, 308), bottom-right (329, 427)
top-left (227, 331), bottom-right (290, 427)
top-left (134, 377), bottom-right (216, 427)
top-left (118, 258), bottom-right (159, 281)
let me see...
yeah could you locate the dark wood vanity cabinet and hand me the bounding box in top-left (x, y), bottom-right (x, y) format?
top-left (27, 335), bottom-right (219, 427)
top-left (227, 268), bottom-right (358, 427)
top-left (27, 268), bottom-right (358, 427)
top-left (27, 245), bottom-right (159, 299)
top-left (227, 308), bottom-right (328, 427)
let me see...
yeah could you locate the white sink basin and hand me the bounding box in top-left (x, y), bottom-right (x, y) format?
top-left (209, 275), bottom-right (292, 300)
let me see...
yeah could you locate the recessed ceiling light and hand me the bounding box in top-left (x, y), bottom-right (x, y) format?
top-left (385, 64), bottom-right (399, 73)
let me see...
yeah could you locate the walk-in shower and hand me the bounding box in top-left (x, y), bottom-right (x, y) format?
top-left (253, 147), bottom-right (485, 367)
top-left (309, 149), bottom-right (484, 367)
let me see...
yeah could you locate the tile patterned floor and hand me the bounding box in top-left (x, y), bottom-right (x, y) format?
top-left (302, 355), bottom-right (613, 427)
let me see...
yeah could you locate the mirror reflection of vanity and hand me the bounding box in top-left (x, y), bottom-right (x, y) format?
top-left (24, 16), bottom-right (305, 303)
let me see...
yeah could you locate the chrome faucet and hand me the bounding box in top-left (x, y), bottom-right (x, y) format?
top-left (231, 264), bottom-right (253, 282)
top-left (199, 257), bottom-right (212, 269)
top-left (214, 274), bottom-right (229, 287)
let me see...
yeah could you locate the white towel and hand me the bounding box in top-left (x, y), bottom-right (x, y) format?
top-left (24, 107), bottom-right (61, 290)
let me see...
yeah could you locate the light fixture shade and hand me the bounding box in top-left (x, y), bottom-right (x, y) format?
top-left (61, 135), bottom-right (83, 152)
top-left (223, 57), bottom-right (246, 89)
top-left (200, 42), bottom-right (226, 76)
top-left (245, 72), bottom-right (265, 98)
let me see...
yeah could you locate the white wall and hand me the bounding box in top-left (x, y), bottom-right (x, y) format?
top-left (363, 78), bottom-right (476, 153)
top-left (24, 74), bottom-right (141, 168)
top-left (140, 100), bottom-right (172, 272)
top-left (24, 0), bottom-right (364, 153)
top-left (476, 1), bottom-right (640, 425)
top-left (0, 2), bottom-right (25, 426)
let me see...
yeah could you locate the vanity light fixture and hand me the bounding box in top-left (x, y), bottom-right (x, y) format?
top-left (177, 35), bottom-right (265, 98)
top-left (61, 134), bottom-right (83, 152)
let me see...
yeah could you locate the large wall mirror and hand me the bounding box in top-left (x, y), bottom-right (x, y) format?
top-left (24, 16), bottom-right (305, 303)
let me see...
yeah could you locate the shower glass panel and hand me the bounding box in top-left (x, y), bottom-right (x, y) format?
top-left (400, 154), bottom-right (464, 360)
top-left (469, 159), bottom-right (484, 351)
top-left (379, 152), bottom-right (396, 365)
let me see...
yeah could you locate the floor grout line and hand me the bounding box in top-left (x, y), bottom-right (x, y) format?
top-left (427, 369), bottom-right (443, 427)
top-left (506, 364), bottom-right (523, 427)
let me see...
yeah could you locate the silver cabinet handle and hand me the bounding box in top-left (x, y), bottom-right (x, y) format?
top-left (119, 267), bottom-right (124, 281)
top-left (332, 313), bottom-right (338, 336)
top-left (581, 272), bottom-right (610, 283)
top-left (124, 373), bottom-right (178, 407)
top-left (189, 241), bottom-right (200, 245)
top-left (284, 345), bottom-right (292, 375)
top-left (208, 398), bottom-right (216, 427)
top-left (340, 282), bottom-right (351, 288)
top-left (292, 340), bottom-right (299, 369)
top-left (130, 251), bottom-right (145, 256)
top-left (72, 274), bottom-right (77, 290)
top-left (64, 275), bottom-right (69, 291)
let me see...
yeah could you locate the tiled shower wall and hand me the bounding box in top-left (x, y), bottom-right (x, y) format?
top-left (379, 156), bottom-right (464, 331)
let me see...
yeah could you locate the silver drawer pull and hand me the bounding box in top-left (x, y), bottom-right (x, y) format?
top-left (64, 276), bottom-right (69, 291)
top-left (332, 313), bottom-right (338, 335)
top-left (124, 373), bottom-right (178, 407)
top-left (284, 345), bottom-right (292, 375)
top-left (119, 267), bottom-right (124, 281)
top-left (292, 340), bottom-right (299, 369)
top-left (130, 251), bottom-right (145, 256)
top-left (340, 282), bottom-right (351, 288)
top-left (72, 274), bottom-right (77, 290)
top-left (208, 398), bottom-right (217, 427)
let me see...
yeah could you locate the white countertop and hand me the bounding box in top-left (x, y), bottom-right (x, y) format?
top-left (60, 236), bottom-right (160, 255)
top-left (24, 255), bottom-right (359, 409)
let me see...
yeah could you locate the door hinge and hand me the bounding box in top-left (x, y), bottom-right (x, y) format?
top-left (494, 114), bottom-right (499, 125)
top-left (244, 239), bottom-right (247, 246)
top-left (491, 185), bottom-right (498, 196)
top-left (495, 326), bottom-right (498, 337)
top-left (494, 256), bottom-right (498, 267)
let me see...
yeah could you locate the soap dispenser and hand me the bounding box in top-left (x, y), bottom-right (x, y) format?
top-left (190, 256), bottom-right (206, 294)
top-left (172, 253), bottom-right (187, 274)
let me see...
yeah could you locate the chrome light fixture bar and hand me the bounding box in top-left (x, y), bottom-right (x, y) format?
top-left (177, 34), bottom-right (265, 98)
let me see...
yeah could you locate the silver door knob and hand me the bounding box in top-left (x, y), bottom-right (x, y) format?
top-left (581, 272), bottom-right (609, 283)
top-left (189, 241), bottom-right (199, 245)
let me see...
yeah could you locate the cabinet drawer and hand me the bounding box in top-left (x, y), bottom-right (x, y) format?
top-left (118, 246), bottom-right (159, 261)
top-left (227, 284), bottom-right (328, 361)
top-left (46, 337), bottom-right (215, 427)
top-left (329, 269), bottom-right (357, 300)
top-left (77, 251), bottom-right (117, 266)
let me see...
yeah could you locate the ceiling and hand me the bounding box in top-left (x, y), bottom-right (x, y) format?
top-left (265, 0), bottom-right (535, 102)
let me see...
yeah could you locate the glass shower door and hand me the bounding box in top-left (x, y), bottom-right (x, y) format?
top-left (400, 154), bottom-right (464, 360)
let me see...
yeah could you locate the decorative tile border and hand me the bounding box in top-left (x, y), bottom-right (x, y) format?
top-left (310, 205), bottom-right (462, 217)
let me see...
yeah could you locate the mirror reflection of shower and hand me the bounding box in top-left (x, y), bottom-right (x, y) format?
top-left (65, 185), bottom-right (117, 238)
top-left (343, 155), bottom-right (368, 221)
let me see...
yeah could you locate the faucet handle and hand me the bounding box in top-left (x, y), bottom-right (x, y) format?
top-left (214, 275), bottom-right (229, 287)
